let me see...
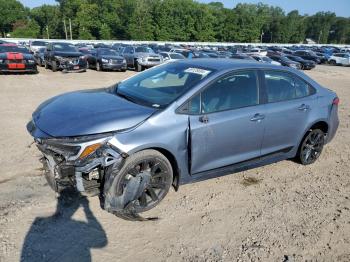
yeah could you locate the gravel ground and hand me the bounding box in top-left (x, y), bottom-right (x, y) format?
top-left (0, 65), bottom-right (349, 262)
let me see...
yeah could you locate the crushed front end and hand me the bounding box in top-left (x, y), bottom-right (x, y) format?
top-left (27, 120), bottom-right (124, 195)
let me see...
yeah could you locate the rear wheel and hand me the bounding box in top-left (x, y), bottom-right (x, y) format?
top-left (329, 60), bottom-right (336, 66)
top-left (297, 129), bottom-right (325, 165)
top-left (104, 150), bottom-right (173, 215)
top-left (51, 61), bottom-right (57, 72)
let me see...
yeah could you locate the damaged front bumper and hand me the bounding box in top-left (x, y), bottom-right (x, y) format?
top-left (31, 132), bottom-right (126, 195)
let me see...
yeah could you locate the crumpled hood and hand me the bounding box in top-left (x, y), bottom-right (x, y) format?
top-left (31, 88), bottom-right (156, 137)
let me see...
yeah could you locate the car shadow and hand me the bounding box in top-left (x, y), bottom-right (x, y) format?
top-left (20, 188), bottom-right (108, 262)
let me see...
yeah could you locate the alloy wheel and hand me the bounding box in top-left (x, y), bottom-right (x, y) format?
top-left (120, 158), bottom-right (172, 212)
top-left (300, 129), bottom-right (325, 165)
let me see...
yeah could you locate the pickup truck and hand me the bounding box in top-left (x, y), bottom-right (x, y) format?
top-left (120, 46), bottom-right (163, 71)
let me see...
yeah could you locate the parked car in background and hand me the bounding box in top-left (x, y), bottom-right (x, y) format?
top-left (44, 42), bottom-right (87, 72)
top-left (29, 40), bottom-right (47, 53)
top-left (159, 52), bottom-right (186, 62)
top-left (251, 55), bottom-right (281, 65)
top-left (328, 53), bottom-right (350, 66)
top-left (284, 55), bottom-right (316, 70)
top-left (27, 59), bottom-right (339, 220)
top-left (87, 48), bottom-right (127, 71)
top-left (33, 47), bottom-right (46, 67)
top-left (0, 44), bottom-right (37, 73)
top-left (294, 50), bottom-right (321, 64)
top-left (231, 53), bottom-right (256, 60)
top-left (268, 55), bottom-right (301, 69)
top-left (121, 46), bottom-right (163, 71)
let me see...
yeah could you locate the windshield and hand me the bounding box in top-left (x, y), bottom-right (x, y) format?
top-left (53, 43), bottom-right (78, 52)
top-left (262, 56), bottom-right (273, 62)
top-left (32, 41), bottom-right (46, 46)
top-left (116, 63), bottom-right (215, 108)
top-left (135, 47), bottom-right (154, 53)
top-left (98, 49), bottom-right (118, 56)
top-left (169, 53), bottom-right (185, 59)
top-left (0, 45), bottom-right (30, 53)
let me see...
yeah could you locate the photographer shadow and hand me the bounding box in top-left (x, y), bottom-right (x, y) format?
top-left (21, 189), bottom-right (107, 262)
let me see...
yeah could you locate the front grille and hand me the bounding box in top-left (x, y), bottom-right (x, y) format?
top-left (5, 59), bottom-right (24, 64)
top-left (110, 59), bottom-right (123, 64)
top-left (60, 57), bottom-right (80, 65)
top-left (148, 58), bottom-right (160, 62)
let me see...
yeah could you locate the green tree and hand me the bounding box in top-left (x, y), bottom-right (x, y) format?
top-left (10, 19), bottom-right (40, 38)
top-left (128, 0), bottom-right (154, 40)
top-left (31, 5), bottom-right (62, 39)
top-left (0, 0), bottom-right (27, 37)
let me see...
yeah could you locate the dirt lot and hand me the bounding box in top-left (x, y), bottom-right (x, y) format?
top-left (0, 65), bottom-right (349, 262)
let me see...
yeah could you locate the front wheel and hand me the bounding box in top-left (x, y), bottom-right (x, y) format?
top-left (104, 149), bottom-right (173, 216)
top-left (51, 61), bottom-right (57, 72)
top-left (297, 129), bottom-right (325, 165)
top-left (135, 61), bottom-right (142, 72)
top-left (96, 62), bottom-right (102, 71)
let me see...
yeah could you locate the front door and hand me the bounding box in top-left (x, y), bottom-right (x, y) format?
top-left (188, 70), bottom-right (265, 174)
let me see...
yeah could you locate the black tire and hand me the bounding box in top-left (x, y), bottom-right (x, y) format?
top-left (297, 129), bottom-right (325, 165)
top-left (51, 61), bottom-right (57, 72)
top-left (135, 61), bottom-right (142, 72)
top-left (329, 60), bottom-right (336, 66)
top-left (96, 62), bottom-right (102, 71)
top-left (44, 60), bottom-right (49, 69)
top-left (300, 64), bottom-right (305, 70)
top-left (120, 69), bottom-right (126, 72)
top-left (104, 149), bottom-right (173, 214)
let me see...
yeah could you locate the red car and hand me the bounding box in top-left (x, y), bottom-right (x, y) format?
top-left (0, 44), bottom-right (38, 73)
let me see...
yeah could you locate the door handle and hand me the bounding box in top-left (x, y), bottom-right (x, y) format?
top-left (199, 115), bottom-right (209, 123)
top-left (298, 104), bottom-right (310, 111)
top-left (250, 113), bottom-right (265, 122)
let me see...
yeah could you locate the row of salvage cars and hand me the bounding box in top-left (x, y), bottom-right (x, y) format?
top-left (1, 39), bottom-right (349, 74)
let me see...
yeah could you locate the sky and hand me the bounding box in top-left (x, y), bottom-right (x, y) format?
top-left (19, 0), bottom-right (350, 17)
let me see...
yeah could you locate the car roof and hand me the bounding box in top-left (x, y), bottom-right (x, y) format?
top-left (174, 58), bottom-right (280, 71)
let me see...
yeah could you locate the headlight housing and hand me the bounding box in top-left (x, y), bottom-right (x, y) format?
top-left (101, 58), bottom-right (109, 63)
top-left (0, 59), bottom-right (3, 63)
top-left (27, 59), bottom-right (35, 64)
top-left (38, 132), bottom-right (114, 161)
top-left (122, 58), bottom-right (126, 64)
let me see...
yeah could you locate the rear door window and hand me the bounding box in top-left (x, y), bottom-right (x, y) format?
top-left (264, 70), bottom-right (315, 103)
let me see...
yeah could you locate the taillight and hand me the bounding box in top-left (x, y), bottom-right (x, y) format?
top-left (332, 97), bottom-right (340, 105)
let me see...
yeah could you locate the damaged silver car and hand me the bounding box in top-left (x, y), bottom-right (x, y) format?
top-left (27, 59), bottom-right (339, 220)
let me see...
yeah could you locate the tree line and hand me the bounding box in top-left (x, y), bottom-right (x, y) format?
top-left (0, 0), bottom-right (349, 44)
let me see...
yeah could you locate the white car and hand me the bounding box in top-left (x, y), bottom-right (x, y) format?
top-left (159, 52), bottom-right (186, 62)
top-left (329, 53), bottom-right (350, 66)
top-left (29, 40), bottom-right (47, 53)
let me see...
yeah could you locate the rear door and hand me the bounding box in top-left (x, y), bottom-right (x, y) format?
top-left (188, 70), bottom-right (265, 174)
top-left (260, 70), bottom-right (317, 155)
